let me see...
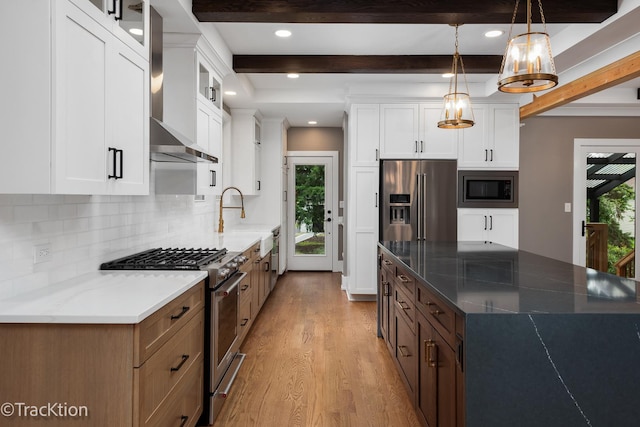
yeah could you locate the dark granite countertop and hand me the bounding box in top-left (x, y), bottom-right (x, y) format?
top-left (378, 240), bottom-right (640, 315)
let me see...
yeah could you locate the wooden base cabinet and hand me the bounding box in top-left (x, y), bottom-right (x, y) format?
top-left (0, 282), bottom-right (205, 427)
top-left (417, 313), bottom-right (457, 427)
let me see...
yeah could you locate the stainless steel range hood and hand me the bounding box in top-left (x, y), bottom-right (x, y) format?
top-left (149, 6), bottom-right (217, 164)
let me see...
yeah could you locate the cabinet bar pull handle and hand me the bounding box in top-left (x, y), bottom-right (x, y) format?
top-left (490, 149), bottom-right (494, 161)
top-left (489, 215), bottom-right (493, 230)
top-left (383, 260), bottom-right (392, 266)
top-left (484, 215), bottom-right (488, 230)
top-left (241, 284), bottom-right (249, 291)
top-left (179, 415), bottom-right (189, 427)
top-left (117, 149), bottom-right (123, 179)
top-left (383, 282), bottom-right (391, 296)
top-left (170, 354), bottom-right (189, 372)
top-left (395, 300), bottom-right (409, 311)
top-left (425, 339), bottom-right (437, 367)
top-left (421, 140), bottom-right (424, 153)
top-left (415, 141), bottom-right (418, 153)
top-left (398, 274), bottom-right (410, 283)
top-left (398, 345), bottom-right (410, 358)
top-left (375, 192), bottom-right (378, 208)
top-left (485, 149), bottom-right (488, 161)
top-left (170, 306), bottom-right (190, 320)
top-left (431, 309), bottom-right (444, 316)
top-left (423, 301), bottom-right (434, 307)
top-left (257, 180), bottom-right (261, 191)
top-left (209, 87), bottom-right (216, 102)
top-left (375, 148), bottom-right (379, 161)
top-left (240, 318), bottom-right (249, 326)
top-left (108, 0), bottom-right (117, 15)
top-left (108, 147), bottom-right (117, 179)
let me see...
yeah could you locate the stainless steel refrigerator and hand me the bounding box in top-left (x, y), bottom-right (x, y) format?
top-left (380, 159), bottom-right (457, 241)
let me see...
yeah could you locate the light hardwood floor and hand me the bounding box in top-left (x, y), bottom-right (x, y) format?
top-left (213, 271), bottom-right (421, 427)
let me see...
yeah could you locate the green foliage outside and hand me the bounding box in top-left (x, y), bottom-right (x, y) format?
top-left (295, 165), bottom-right (325, 235)
top-left (589, 182), bottom-right (636, 274)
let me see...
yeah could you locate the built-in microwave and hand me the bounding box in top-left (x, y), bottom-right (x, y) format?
top-left (458, 171), bottom-right (518, 208)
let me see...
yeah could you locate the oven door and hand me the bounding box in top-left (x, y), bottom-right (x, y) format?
top-left (211, 271), bottom-right (245, 389)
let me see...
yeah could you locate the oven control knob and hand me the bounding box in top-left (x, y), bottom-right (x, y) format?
top-left (227, 261), bottom-right (238, 269)
top-left (217, 268), bottom-right (230, 280)
top-left (235, 255), bottom-right (248, 265)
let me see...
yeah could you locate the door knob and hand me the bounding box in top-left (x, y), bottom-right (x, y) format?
top-left (326, 218), bottom-right (332, 222)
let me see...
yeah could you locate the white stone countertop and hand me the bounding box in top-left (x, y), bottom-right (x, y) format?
top-left (0, 271), bottom-right (207, 324)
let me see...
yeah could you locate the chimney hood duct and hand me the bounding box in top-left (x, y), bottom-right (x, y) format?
top-left (149, 6), bottom-right (217, 164)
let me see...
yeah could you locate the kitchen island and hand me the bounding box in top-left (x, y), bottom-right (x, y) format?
top-left (378, 240), bottom-right (640, 427)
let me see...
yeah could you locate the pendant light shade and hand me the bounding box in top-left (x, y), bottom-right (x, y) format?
top-left (438, 24), bottom-right (474, 129)
top-left (498, 0), bottom-right (558, 93)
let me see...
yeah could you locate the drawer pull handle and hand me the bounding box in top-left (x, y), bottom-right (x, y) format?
top-left (431, 309), bottom-right (444, 316)
top-left (425, 339), bottom-right (438, 367)
top-left (171, 354), bottom-right (190, 372)
top-left (423, 301), bottom-right (434, 307)
top-left (398, 274), bottom-right (410, 283)
top-left (179, 415), bottom-right (189, 427)
top-left (383, 260), bottom-right (392, 265)
top-left (241, 284), bottom-right (249, 291)
top-left (395, 300), bottom-right (409, 311)
top-left (240, 318), bottom-right (249, 326)
top-left (398, 345), bottom-right (411, 358)
top-left (170, 306), bottom-right (190, 320)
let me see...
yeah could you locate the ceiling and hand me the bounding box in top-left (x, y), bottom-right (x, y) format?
top-left (157, 0), bottom-right (640, 127)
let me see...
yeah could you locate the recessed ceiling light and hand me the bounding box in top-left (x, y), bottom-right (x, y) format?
top-left (287, 73), bottom-right (299, 79)
top-left (129, 28), bottom-right (143, 36)
top-left (275, 29), bottom-right (292, 38)
top-left (442, 72), bottom-right (454, 78)
top-left (484, 30), bottom-right (504, 38)
top-left (224, 90), bottom-right (237, 96)
top-left (308, 121), bottom-right (318, 125)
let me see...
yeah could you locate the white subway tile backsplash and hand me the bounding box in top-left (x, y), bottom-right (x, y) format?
top-left (0, 192), bottom-right (217, 298)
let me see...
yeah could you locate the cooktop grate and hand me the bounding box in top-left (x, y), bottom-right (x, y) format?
top-left (100, 248), bottom-right (228, 270)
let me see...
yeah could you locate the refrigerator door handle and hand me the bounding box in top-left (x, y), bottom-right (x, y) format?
top-left (416, 174), bottom-right (421, 240)
top-left (422, 173), bottom-right (427, 240)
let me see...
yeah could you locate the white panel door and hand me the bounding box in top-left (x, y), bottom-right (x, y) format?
top-left (380, 104), bottom-right (419, 158)
top-left (109, 43), bottom-right (148, 194)
top-left (54, 1), bottom-right (110, 194)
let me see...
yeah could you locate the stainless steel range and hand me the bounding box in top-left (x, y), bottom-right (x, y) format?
top-left (100, 247), bottom-right (248, 425)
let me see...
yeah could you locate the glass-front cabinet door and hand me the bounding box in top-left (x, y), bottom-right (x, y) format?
top-left (69, 0), bottom-right (148, 58)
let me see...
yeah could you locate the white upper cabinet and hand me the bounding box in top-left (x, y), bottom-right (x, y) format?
top-left (163, 39), bottom-right (223, 196)
top-left (380, 103), bottom-right (458, 159)
top-left (458, 104), bottom-right (520, 169)
top-left (231, 110), bottom-right (262, 196)
top-left (348, 104), bottom-right (380, 167)
top-left (68, 0), bottom-right (149, 60)
top-left (0, 0), bottom-right (149, 195)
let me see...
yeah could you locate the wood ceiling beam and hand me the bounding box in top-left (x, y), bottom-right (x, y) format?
top-left (192, 0), bottom-right (616, 24)
top-left (520, 50), bottom-right (640, 120)
top-left (233, 55), bottom-right (503, 74)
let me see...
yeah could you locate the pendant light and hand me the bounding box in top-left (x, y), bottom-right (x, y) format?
top-left (438, 24), bottom-right (474, 129)
top-left (498, 0), bottom-right (558, 93)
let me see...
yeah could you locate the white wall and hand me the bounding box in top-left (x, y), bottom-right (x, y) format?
top-left (0, 181), bottom-right (218, 299)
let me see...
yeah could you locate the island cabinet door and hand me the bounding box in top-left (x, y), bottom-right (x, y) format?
top-left (378, 263), bottom-right (394, 353)
top-left (417, 313), bottom-right (457, 427)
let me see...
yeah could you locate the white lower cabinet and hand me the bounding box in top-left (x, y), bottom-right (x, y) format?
top-left (346, 167), bottom-right (379, 296)
top-left (1, 0), bottom-right (149, 195)
top-left (457, 209), bottom-right (519, 248)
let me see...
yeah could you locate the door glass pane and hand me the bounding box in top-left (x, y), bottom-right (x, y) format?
top-left (119, 0), bottom-right (145, 46)
top-left (585, 153), bottom-right (636, 277)
top-left (294, 164), bottom-right (326, 256)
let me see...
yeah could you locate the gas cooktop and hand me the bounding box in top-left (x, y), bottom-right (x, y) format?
top-left (100, 248), bottom-right (228, 271)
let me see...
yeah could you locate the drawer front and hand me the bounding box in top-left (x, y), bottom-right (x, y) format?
top-left (238, 296), bottom-right (252, 344)
top-left (143, 355), bottom-right (204, 427)
top-left (380, 252), bottom-right (395, 275)
top-left (394, 283), bottom-right (415, 334)
top-left (416, 284), bottom-right (456, 348)
top-left (135, 281), bottom-right (205, 365)
top-left (395, 265), bottom-right (416, 296)
top-left (239, 273), bottom-right (252, 304)
top-left (137, 309), bottom-right (204, 425)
